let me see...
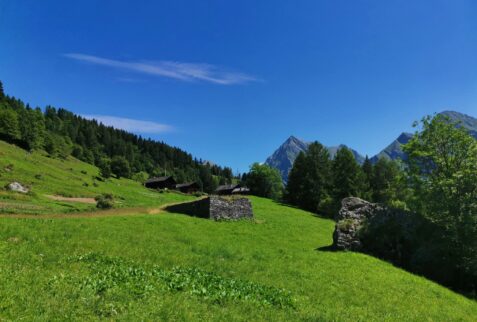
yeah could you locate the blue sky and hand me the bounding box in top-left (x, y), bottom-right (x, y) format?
top-left (1, 1), bottom-right (477, 173)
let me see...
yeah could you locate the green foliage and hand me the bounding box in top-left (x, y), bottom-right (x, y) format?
top-left (361, 156), bottom-right (374, 200)
top-left (245, 163), bottom-right (283, 200)
top-left (285, 142), bottom-right (332, 214)
top-left (331, 147), bottom-right (363, 206)
top-left (198, 165), bottom-right (217, 193)
top-left (98, 157), bottom-right (112, 179)
top-left (131, 171), bottom-right (149, 184)
top-left (44, 133), bottom-right (72, 159)
top-left (404, 114), bottom-right (477, 292)
top-left (95, 193), bottom-right (114, 209)
top-left (370, 158), bottom-right (406, 204)
top-left (0, 80), bottom-right (236, 186)
top-left (0, 108), bottom-right (21, 140)
top-left (19, 107), bottom-right (46, 150)
top-left (70, 253), bottom-right (294, 308)
top-left (110, 156), bottom-right (131, 179)
top-left (0, 140), bottom-right (194, 214)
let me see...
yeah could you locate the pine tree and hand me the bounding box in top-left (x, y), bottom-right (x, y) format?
top-left (331, 147), bottom-right (362, 207)
top-left (370, 157), bottom-right (400, 203)
top-left (0, 80), bottom-right (4, 100)
top-left (285, 151), bottom-right (307, 206)
top-left (361, 156), bottom-right (374, 200)
top-left (286, 142), bottom-right (332, 213)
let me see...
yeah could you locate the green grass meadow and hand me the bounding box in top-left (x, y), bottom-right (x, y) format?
top-left (0, 140), bottom-right (476, 321)
top-left (0, 197), bottom-right (476, 320)
top-left (0, 140), bottom-right (193, 214)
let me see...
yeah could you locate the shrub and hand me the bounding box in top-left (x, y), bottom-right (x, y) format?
top-left (95, 193), bottom-right (114, 209)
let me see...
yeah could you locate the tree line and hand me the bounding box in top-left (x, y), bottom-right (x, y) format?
top-left (240, 113), bottom-right (476, 296)
top-left (0, 80), bottom-right (234, 192)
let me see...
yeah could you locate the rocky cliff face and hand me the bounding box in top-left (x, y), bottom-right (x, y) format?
top-left (265, 136), bottom-right (309, 183)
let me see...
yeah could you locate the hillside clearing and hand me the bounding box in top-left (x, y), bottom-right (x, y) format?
top-left (0, 140), bottom-right (195, 214)
top-left (1, 196), bottom-right (476, 321)
top-left (45, 195), bottom-right (96, 204)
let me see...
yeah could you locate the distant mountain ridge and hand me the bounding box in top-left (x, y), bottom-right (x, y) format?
top-left (439, 110), bottom-right (477, 139)
top-left (265, 136), bottom-right (365, 182)
top-left (370, 132), bottom-right (413, 163)
top-left (265, 110), bottom-right (477, 182)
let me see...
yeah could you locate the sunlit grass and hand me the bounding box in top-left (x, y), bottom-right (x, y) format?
top-left (0, 196), bottom-right (476, 320)
top-left (0, 140), bottom-right (193, 214)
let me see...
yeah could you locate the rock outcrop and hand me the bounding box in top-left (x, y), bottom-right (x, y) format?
top-left (333, 197), bottom-right (415, 252)
top-left (333, 197), bottom-right (384, 251)
top-left (5, 182), bottom-right (29, 193)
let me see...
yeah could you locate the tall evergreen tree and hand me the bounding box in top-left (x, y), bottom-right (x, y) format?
top-left (199, 166), bottom-right (216, 193)
top-left (331, 147), bottom-right (362, 204)
top-left (285, 142), bottom-right (332, 213)
top-left (285, 151), bottom-right (307, 206)
top-left (370, 157), bottom-right (400, 203)
top-left (0, 80), bottom-right (4, 100)
top-left (361, 155), bottom-right (374, 200)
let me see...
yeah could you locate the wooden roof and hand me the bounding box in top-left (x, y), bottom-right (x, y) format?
top-left (175, 182), bottom-right (199, 188)
top-left (215, 184), bottom-right (240, 192)
top-left (145, 176), bottom-right (175, 184)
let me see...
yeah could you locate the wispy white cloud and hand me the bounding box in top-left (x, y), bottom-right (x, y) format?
top-left (83, 115), bottom-right (173, 134)
top-left (64, 53), bottom-right (258, 85)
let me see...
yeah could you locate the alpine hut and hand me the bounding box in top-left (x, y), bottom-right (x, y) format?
top-left (144, 176), bottom-right (176, 190)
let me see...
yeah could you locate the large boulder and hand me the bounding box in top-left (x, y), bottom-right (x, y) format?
top-left (5, 182), bottom-right (29, 193)
top-left (333, 197), bottom-right (385, 251)
top-left (333, 197), bottom-right (415, 254)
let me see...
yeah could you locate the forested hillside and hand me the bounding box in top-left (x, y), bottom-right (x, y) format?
top-left (0, 81), bottom-right (233, 192)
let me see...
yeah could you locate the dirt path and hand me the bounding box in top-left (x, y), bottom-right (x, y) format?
top-left (0, 200), bottom-right (197, 219)
top-left (45, 195), bottom-right (96, 204)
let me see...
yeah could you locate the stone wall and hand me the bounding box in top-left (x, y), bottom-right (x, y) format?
top-left (209, 196), bottom-right (253, 220)
top-left (165, 196), bottom-right (253, 220)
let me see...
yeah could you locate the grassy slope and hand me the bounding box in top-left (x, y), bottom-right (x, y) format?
top-left (0, 140), bottom-right (194, 214)
top-left (0, 196), bottom-right (476, 320)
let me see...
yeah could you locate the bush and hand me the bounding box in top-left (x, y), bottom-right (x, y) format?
top-left (95, 193), bottom-right (114, 209)
top-left (110, 156), bottom-right (131, 179)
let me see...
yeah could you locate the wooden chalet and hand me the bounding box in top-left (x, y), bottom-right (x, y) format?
top-left (175, 182), bottom-right (200, 194)
top-left (144, 176), bottom-right (176, 189)
top-left (215, 184), bottom-right (250, 195)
